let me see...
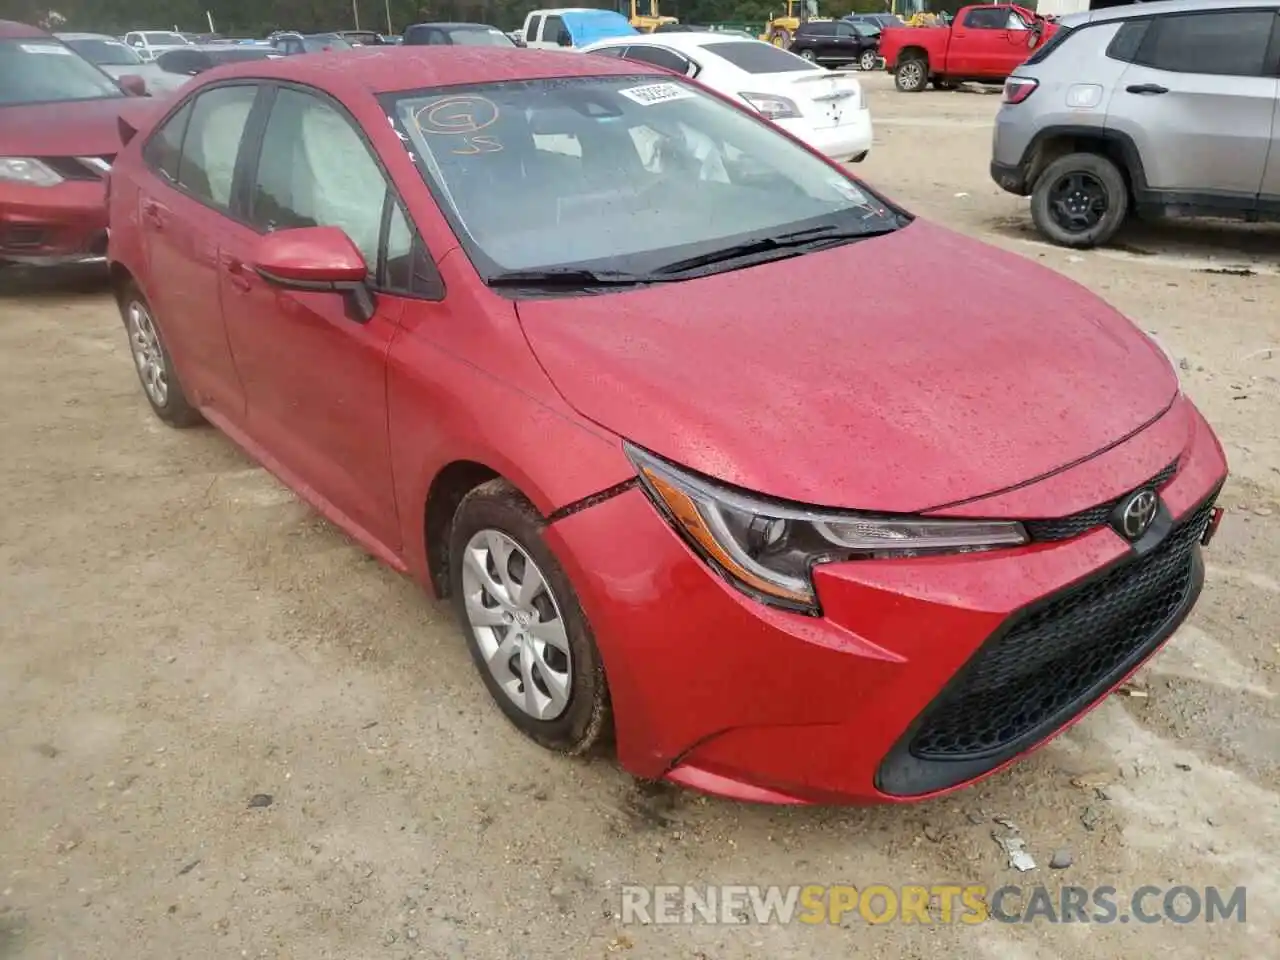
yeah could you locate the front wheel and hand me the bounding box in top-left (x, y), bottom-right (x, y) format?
top-left (448, 479), bottom-right (612, 755)
top-left (769, 28), bottom-right (792, 47)
top-left (858, 48), bottom-right (878, 72)
top-left (1030, 152), bottom-right (1129, 249)
top-left (799, 48), bottom-right (815, 61)
top-left (895, 56), bottom-right (927, 92)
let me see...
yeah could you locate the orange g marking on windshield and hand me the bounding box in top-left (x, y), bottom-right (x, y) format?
top-left (414, 95), bottom-right (499, 136)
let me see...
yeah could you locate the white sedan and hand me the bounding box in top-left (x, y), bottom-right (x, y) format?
top-left (578, 32), bottom-right (872, 163)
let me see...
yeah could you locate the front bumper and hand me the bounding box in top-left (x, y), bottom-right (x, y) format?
top-left (0, 180), bottom-right (108, 265)
top-left (545, 399), bottom-right (1227, 804)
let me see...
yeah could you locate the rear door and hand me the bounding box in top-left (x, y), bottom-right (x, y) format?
top-left (220, 84), bottom-right (405, 550)
top-left (136, 84), bottom-right (259, 418)
top-left (1108, 10), bottom-right (1278, 201)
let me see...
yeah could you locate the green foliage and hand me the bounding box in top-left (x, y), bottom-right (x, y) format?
top-left (0, 0), bottom-right (899, 38)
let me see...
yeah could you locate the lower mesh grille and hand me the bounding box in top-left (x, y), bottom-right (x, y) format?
top-left (907, 494), bottom-right (1216, 761)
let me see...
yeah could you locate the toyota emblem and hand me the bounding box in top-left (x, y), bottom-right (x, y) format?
top-left (1117, 489), bottom-right (1159, 541)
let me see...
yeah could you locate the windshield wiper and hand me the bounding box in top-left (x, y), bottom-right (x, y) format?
top-left (485, 268), bottom-right (664, 289)
top-left (653, 223), bottom-right (899, 276)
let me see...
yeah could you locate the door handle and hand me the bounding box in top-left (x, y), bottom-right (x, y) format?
top-left (223, 256), bottom-right (252, 293)
top-left (141, 200), bottom-right (163, 229)
top-left (1126, 83), bottom-right (1168, 95)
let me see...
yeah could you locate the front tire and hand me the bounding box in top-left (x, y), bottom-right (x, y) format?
top-left (799, 48), bottom-right (816, 61)
top-left (448, 479), bottom-right (612, 755)
top-left (1030, 152), bottom-right (1129, 249)
top-left (118, 283), bottom-right (204, 427)
top-left (858, 48), bottom-right (878, 71)
top-left (895, 56), bottom-right (927, 92)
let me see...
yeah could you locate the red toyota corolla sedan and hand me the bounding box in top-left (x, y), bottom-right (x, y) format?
top-left (105, 47), bottom-right (1227, 805)
top-left (0, 21), bottom-right (151, 268)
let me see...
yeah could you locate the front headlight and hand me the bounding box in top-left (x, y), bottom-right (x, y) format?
top-left (0, 158), bottom-right (64, 187)
top-left (627, 444), bottom-right (1028, 613)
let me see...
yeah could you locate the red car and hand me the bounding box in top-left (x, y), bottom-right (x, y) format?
top-left (105, 48), bottom-right (1227, 805)
top-left (0, 21), bottom-right (150, 268)
top-left (880, 4), bottom-right (1055, 92)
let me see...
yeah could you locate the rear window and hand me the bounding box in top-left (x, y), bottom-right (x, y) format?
top-left (144, 32), bottom-right (187, 45)
top-left (1024, 23), bottom-right (1073, 65)
top-left (448, 27), bottom-right (516, 46)
top-left (702, 40), bottom-right (815, 74)
top-left (210, 47), bottom-right (276, 64)
top-left (63, 37), bottom-right (143, 65)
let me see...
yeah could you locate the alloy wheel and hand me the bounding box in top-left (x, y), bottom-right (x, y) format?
top-left (860, 49), bottom-right (877, 71)
top-left (1048, 171), bottom-right (1109, 234)
top-left (800, 49), bottom-right (815, 60)
top-left (461, 529), bottom-right (572, 721)
top-left (127, 299), bottom-right (168, 407)
top-left (898, 59), bottom-right (924, 90)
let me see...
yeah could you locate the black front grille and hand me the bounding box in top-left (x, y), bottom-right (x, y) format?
top-left (39, 156), bottom-right (114, 181)
top-left (905, 494), bottom-right (1216, 764)
top-left (2, 225), bottom-right (46, 250)
top-left (1024, 460), bottom-right (1178, 542)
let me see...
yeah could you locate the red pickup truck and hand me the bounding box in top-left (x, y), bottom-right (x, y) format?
top-left (879, 4), bottom-right (1056, 93)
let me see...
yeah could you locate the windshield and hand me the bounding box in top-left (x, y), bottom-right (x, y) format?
top-left (63, 37), bottom-right (143, 65)
top-left (385, 76), bottom-right (901, 283)
top-left (144, 32), bottom-right (187, 45)
top-left (449, 28), bottom-right (516, 47)
top-left (0, 39), bottom-right (124, 106)
top-left (302, 34), bottom-right (352, 51)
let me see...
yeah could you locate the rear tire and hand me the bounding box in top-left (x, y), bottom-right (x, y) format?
top-left (895, 56), bottom-right (927, 92)
top-left (117, 283), bottom-right (204, 428)
top-left (1030, 152), bottom-right (1129, 249)
top-left (799, 48), bottom-right (815, 61)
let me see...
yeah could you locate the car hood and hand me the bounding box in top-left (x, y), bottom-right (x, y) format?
top-left (0, 96), bottom-right (153, 157)
top-left (515, 220), bottom-right (1178, 513)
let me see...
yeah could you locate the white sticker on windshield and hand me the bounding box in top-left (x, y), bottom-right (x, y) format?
top-left (618, 82), bottom-right (694, 106)
top-left (20, 43), bottom-right (73, 54)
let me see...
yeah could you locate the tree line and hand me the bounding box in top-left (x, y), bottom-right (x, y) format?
top-left (0, 0), bottom-right (902, 37)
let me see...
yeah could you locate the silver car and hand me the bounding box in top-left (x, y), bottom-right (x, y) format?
top-left (990, 0), bottom-right (1280, 248)
top-left (145, 44), bottom-right (282, 95)
top-left (56, 32), bottom-right (164, 87)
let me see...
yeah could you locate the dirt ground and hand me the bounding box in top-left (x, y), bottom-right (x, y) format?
top-left (2, 72), bottom-right (1277, 959)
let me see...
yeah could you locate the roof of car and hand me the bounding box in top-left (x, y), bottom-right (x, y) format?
top-left (55, 31), bottom-right (122, 41)
top-left (0, 20), bottom-right (52, 39)
top-left (195, 45), bottom-right (661, 94)
top-left (407, 22), bottom-right (499, 29)
top-left (1060, 0), bottom-right (1277, 26)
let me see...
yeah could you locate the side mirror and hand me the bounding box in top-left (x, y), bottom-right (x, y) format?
top-left (118, 74), bottom-right (147, 96)
top-left (556, 30), bottom-right (572, 46)
top-left (254, 226), bottom-right (375, 323)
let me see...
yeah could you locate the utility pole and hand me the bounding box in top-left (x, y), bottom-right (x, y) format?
top-left (385, 0), bottom-right (393, 34)
top-left (352, 0), bottom-right (361, 29)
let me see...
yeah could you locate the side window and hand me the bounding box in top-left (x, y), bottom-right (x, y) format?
top-left (382, 201), bottom-right (443, 299)
top-left (588, 45), bottom-right (628, 58)
top-left (543, 14), bottom-right (566, 43)
top-left (1106, 20), bottom-right (1148, 62)
top-left (835, 23), bottom-right (858, 37)
top-left (250, 87), bottom-right (387, 271)
top-left (525, 16), bottom-right (541, 42)
top-left (143, 101), bottom-right (193, 183)
top-left (428, 30), bottom-right (448, 45)
top-left (810, 22), bottom-right (836, 35)
top-left (1133, 11), bottom-right (1274, 77)
top-left (176, 85), bottom-right (257, 209)
top-left (624, 45), bottom-right (693, 75)
top-left (1006, 11), bottom-right (1029, 30)
top-left (963, 8), bottom-right (1006, 29)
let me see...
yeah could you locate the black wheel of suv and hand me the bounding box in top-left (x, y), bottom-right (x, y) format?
top-left (895, 55), bottom-right (928, 92)
top-left (448, 479), bottom-right (612, 755)
top-left (1030, 152), bottom-right (1129, 249)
